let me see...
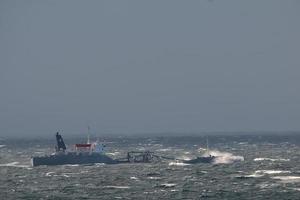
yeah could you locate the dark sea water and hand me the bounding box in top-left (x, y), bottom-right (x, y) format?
top-left (0, 134), bottom-right (300, 200)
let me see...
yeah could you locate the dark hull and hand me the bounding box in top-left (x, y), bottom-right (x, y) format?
top-left (31, 152), bottom-right (120, 166)
top-left (183, 156), bottom-right (216, 164)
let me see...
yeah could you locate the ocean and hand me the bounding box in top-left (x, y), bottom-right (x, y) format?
top-left (0, 134), bottom-right (299, 199)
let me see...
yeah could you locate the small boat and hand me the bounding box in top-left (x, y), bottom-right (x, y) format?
top-left (182, 138), bottom-right (216, 164)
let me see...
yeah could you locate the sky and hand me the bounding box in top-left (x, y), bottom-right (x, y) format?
top-left (0, 0), bottom-right (300, 136)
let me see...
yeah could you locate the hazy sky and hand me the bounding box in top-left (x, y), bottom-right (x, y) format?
top-left (1, 0), bottom-right (300, 136)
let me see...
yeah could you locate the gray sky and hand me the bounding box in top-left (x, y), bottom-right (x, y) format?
top-left (1, 0), bottom-right (300, 136)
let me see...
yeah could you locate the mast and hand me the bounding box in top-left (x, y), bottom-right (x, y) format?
top-left (206, 137), bottom-right (209, 154)
top-left (87, 126), bottom-right (90, 144)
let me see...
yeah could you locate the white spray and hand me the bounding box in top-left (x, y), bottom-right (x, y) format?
top-left (202, 150), bottom-right (244, 164)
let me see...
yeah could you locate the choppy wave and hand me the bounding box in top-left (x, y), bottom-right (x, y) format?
top-left (1, 135), bottom-right (300, 199)
top-left (292, 188), bottom-right (300, 191)
top-left (258, 183), bottom-right (280, 189)
top-left (238, 170), bottom-right (292, 179)
top-left (0, 162), bottom-right (31, 169)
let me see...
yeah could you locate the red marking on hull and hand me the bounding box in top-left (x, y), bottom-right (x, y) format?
top-left (75, 144), bottom-right (91, 148)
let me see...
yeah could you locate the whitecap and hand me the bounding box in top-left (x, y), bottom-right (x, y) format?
top-left (147, 177), bottom-right (162, 180)
top-left (0, 145), bottom-right (6, 148)
top-left (235, 172), bottom-right (264, 178)
top-left (243, 174), bottom-right (264, 178)
top-left (65, 164), bottom-right (80, 167)
top-left (130, 176), bottom-right (138, 180)
top-left (255, 170), bottom-right (291, 175)
top-left (169, 162), bottom-right (190, 166)
top-left (254, 158), bottom-right (290, 162)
